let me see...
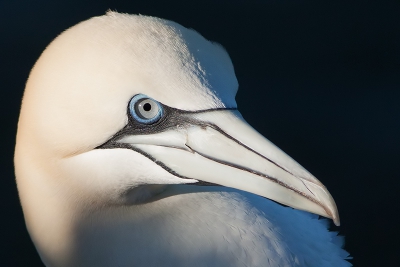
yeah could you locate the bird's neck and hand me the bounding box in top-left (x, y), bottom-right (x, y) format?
top-left (17, 177), bottom-right (76, 266)
top-left (15, 150), bottom-right (84, 266)
top-left (45, 185), bottom-right (284, 267)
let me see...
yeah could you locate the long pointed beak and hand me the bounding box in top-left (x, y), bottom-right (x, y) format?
top-left (118, 110), bottom-right (340, 226)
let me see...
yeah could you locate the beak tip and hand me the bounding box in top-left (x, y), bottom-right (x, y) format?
top-left (327, 206), bottom-right (340, 226)
top-left (329, 202), bottom-right (340, 226)
top-left (330, 197), bottom-right (341, 227)
top-left (333, 216), bottom-right (340, 226)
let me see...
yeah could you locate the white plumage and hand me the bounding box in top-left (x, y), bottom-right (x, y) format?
top-left (15, 12), bottom-right (351, 267)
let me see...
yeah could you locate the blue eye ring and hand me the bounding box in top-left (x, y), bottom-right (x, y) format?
top-left (129, 94), bottom-right (163, 124)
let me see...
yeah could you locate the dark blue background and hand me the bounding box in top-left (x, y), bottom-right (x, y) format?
top-left (1, 0), bottom-right (399, 266)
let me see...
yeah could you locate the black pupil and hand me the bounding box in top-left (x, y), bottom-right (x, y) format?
top-left (143, 103), bottom-right (152, 111)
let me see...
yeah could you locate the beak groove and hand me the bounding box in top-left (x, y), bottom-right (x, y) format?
top-left (184, 141), bottom-right (335, 222)
top-left (205, 123), bottom-right (300, 178)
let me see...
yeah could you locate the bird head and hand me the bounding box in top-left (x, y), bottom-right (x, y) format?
top-left (15, 11), bottom-right (339, 236)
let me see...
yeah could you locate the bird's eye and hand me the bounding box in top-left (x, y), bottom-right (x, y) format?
top-left (129, 94), bottom-right (163, 124)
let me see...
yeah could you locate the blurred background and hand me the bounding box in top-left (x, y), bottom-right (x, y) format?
top-left (1, 0), bottom-right (399, 266)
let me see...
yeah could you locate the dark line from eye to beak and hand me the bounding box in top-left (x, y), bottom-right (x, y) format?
top-left (97, 104), bottom-right (330, 216)
top-left (98, 105), bottom-right (312, 190)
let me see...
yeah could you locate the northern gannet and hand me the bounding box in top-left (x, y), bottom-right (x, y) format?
top-left (15, 12), bottom-right (351, 267)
